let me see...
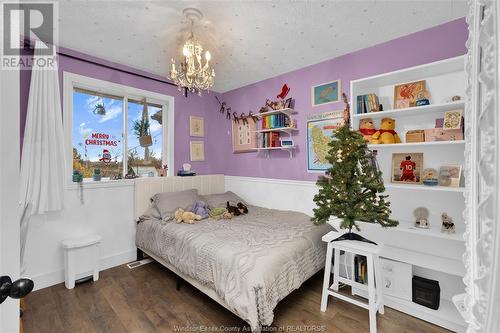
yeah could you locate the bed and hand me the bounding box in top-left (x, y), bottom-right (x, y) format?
top-left (134, 175), bottom-right (329, 331)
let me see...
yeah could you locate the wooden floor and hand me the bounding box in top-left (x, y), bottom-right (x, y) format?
top-left (23, 261), bottom-right (450, 333)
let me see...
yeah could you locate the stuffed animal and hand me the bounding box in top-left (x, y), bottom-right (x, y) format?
top-left (226, 201), bottom-right (241, 216)
top-left (192, 201), bottom-right (209, 219)
top-left (371, 118), bottom-right (401, 144)
top-left (358, 118), bottom-right (377, 142)
top-left (208, 207), bottom-right (232, 220)
top-left (237, 202), bottom-right (248, 215)
top-left (174, 208), bottom-right (202, 224)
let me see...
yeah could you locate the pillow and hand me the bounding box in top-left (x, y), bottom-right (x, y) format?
top-left (138, 205), bottom-right (161, 223)
top-left (202, 191), bottom-right (246, 208)
top-left (151, 189), bottom-right (201, 221)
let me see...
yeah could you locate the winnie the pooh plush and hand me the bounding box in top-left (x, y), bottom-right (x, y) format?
top-left (372, 118), bottom-right (401, 144)
top-left (358, 118), bottom-right (377, 143)
top-left (174, 208), bottom-right (202, 224)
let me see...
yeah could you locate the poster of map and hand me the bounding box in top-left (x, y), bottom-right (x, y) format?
top-left (307, 110), bottom-right (345, 172)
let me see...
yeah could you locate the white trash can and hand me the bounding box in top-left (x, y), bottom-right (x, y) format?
top-left (62, 234), bottom-right (101, 289)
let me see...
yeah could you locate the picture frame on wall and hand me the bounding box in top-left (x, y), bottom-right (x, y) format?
top-left (232, 117), bottom-right (258, 153)
top-left (306, 110), bottom-right (345, 172)
top-left (393, 80), bottom-right (426, 108)
top-left (189, 116), bottom-right (204, 137)
top-left (190, 141), bottom-right (205, 161)
top-left (311, 80), bottom-right (341, 106)
top-left (391, 152), bottom-right (424, 184)
top-left (438, 165), bottom-right (462, 187)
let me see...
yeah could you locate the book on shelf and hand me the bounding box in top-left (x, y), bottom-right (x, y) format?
top-left (261, 113), bottom-right (289, 129)
top-left (260, 132), bottom-right (281, 148)
top-left (354, 255), bottom-right (368, 284)
top-left (356, 93), bottom-right (380, 114)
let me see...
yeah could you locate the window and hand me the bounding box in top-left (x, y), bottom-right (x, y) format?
top-left (65, 73), bottom-right (174, 181)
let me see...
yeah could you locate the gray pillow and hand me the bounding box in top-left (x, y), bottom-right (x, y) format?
top-left (202, 191), bottom-right (246, 208)
top-left (151, 189), bottom-right (201, 221)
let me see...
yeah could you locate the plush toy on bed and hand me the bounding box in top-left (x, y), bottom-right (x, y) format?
top-left (174, 208), bottom-right (202, 224)
top-left (226, 201), bottom-right (249, 216)
top-left (208, 207), bottom-right (232, 220)
top-left (191, 201), bottom-right (209, 219)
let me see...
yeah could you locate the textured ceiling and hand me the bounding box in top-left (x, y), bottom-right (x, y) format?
top-left (55, 0), bottom-right (467, 92)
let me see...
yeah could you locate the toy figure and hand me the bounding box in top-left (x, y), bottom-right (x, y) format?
top-left (414, 207), bottom-right (430, 229)
top-left (441, 213), bottom-right (456, 233)
top-left (358, 118), bottom-right (377, 142)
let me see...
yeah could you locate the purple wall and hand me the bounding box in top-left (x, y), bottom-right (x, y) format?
top-left (20, 47), bottom-right (221, 174)
top-left (208, 18), bottom-right (468, 181)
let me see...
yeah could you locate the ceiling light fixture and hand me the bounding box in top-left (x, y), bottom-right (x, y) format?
top-left (169, 8), bottom-right (215, 96)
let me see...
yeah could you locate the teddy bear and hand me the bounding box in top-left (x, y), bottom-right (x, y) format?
top-left (174, 208), bottom-right (202, 224)
top-left (358, 118), bottom-right (377, 143)
top-left (371, 118), bottom-right (401, 144)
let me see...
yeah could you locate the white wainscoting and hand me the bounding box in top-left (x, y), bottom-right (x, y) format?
top-left (26, 183), bottom-right (136, 291)
top-left (225, 176), bottom-right (318, 216)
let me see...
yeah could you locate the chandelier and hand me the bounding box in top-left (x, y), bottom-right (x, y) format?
top-left (169, 8), bottom-right (215, 96)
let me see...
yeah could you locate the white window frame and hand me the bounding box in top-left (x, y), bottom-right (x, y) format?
top-left (63, 72), bottom-right (175, 184)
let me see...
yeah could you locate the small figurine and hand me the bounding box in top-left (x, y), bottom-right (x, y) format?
top-left (125, 167), bottom-right (137, 179)
top-left (379, 104), bottom-right (384, 111)
top-left (415, 90), bottom-right (430, 106)
top-left (371, 118), bottom-right (401, 144)
top-left (72, 170), bottom-right (83, 183)
top-left (451, 95), bottom-right (461, 101)
top-left (441, 213), bottom-right (456, 233)
top-left (414, 207), bottom-right (430, 229)
top-left (422, 168), bottom-right (439, 186)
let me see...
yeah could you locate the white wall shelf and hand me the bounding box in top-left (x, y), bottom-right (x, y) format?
top-left (352, 100), bottom-right (465, 120)
top-left (368, 140), bottom-right (464, 148)
top-left (254, 127), bottom-right (298, 134)
top-left (253, 146), bottom-right (296, 158)
top-left (256, 108), bottom-right (297, 118)
top-left (384, 183), bottom-right (465, 193)
top-left (395, 220), bottom-right (464, 242)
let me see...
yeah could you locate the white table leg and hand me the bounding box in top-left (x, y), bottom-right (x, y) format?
top-left (367, 254), bottom-right (377, 333)
top-left (374, 255), bottom-right (384, 314)
top-left (333, 248), bottom-right (340, 291)
top-left (321, 242), bottom-right (333, 312)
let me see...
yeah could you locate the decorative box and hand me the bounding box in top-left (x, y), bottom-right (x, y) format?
top-left (405, 130), bottom-right (425, 143)
top-left (435, 118), bottom-right (444, 128)
top-left (424, 128), bottom-right (464, 142)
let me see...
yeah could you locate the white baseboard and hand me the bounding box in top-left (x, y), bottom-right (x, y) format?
top-left (31, 249), bottom-right (136, 291)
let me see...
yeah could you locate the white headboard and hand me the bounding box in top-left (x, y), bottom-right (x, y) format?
top-left (134, 174), bottom-right (225, 220)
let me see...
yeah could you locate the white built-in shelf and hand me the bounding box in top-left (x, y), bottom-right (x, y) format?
top-left (384, 295), bottom-right (466, 333)
top-left (368, 140), bottom-right (465, 149)
top-left (384, 183), bottom-right (465, 193)
top-left (256, 108), bottom-right (297, 118)
top-left (254, 127), bottom-right (298, 134)
top-left (352, 100), bottom-right (465, 120)
top-left (395, 220), bottom-right (464, 242)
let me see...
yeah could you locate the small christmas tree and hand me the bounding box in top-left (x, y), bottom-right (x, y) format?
top-left (312, 122), bottom-right (398, 234)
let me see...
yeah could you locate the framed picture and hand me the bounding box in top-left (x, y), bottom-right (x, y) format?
top-left (190, 141), bottom-right (205, 161)
top-left (306, 110), bottom-right (345, 172)
top-left (443, 110), bottom-right (463, 130)
top-left (312, 80), bottom-right (341, 106)
top-left (189, 116), bottom-right (204, 137)
top-left (232, 117), bottom-right (257, 153)
top-left (394, 80), bottom-right (426, 108)
top-left (391, 152), bottom-right (424, 184)
top-left (438, 165), bottom-right (462, 187)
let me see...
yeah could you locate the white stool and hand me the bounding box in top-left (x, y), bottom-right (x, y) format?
top-left (62, 234), bottom-right (101, 289)
top-left (320, 231), bottom-right (384, 333)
